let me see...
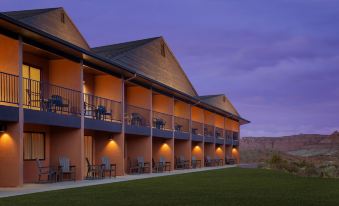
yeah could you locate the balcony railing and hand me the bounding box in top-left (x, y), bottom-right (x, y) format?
top-left (233, 132), bottom-right (239, 145)
top-left (0, 72), bottom-right (19, 105)
top-left (125, 104), bottom-right (150, 127)
top-left (204, 124), bottom-right (214, 137)
top-left (152, 111), bottom-right (173, 131)
top-left (191, 121), bottom-right (203, 136)
top-left (84, 93), bottom-right (122, 122)
top-left (225, 130), bottom-right (233, 143)
top-left (174, 116), bottom-right (189, 133)
top-left (215, 127), bottom-right (224, 139)
top-left (23, 78), bottom-right (81, 115)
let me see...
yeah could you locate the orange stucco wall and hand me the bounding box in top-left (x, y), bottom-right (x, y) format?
top-left (152, 138), bottom-right (174, 170)
top-left (49, 59), bottom-right (81, 91)
top-left (126, 86), bottom-right (151, 109)
top-left (191, 106), bottom-right (204, 123)
top-left (49, 127), bottom-right (84, 180)
top-left (174, 100), bottom-right (190, 119)
top-left (174, 139), bottom-right (191, 166)
top-left (23, 124), bottom-right (51, 183)
top-left (94, 75), bottom-right (122, 102)
top-left (215, 115), bottom-right (224, 129)
top-left (93, 132), bottom-right (124, 176)
top-left (0, 122), bottom-right (23, 187)
top-left (232, 147), bottom-right (240, 163)
top-left (0, 34), bottom-right (19, 75)
top-left (204, 110), bottom-right (215, 125)
top-left (215, 145), bottom-right (225, 163)
top-left (191, 142), bottom-right (204, 165)
top-left (152, 94), bottom-right (173, 114)
top-left (225, 118), bottom-right (240, 132)
top-left (125, 135), bottom-right (152, 173)
top-left (204, 143), bottom-right (215, 159)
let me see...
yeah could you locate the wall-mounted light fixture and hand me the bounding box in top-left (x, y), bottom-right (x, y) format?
top-left (0, 123), bottom-right (6, 133)
top-left (108, 136), bottom-right (114, 141)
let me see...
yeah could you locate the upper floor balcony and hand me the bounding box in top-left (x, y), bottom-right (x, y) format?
top-left (204, 124), bottom-right (214, 143)
top-left (215, 127), bottom-right (225, 145)
top-left (152, 110), bottom-right (173, 138)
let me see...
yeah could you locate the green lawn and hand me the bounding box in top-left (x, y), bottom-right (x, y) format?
top-left (1, 168), bottom-right (339, 206)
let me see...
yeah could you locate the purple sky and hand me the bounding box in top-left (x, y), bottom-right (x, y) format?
top-left (2, 0), bottom-right (339, 137)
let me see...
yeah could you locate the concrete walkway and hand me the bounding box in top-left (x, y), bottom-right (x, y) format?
top-left (0, 165), bottom-right (236, 198)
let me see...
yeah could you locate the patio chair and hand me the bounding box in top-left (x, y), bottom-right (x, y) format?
top-left (191, 156), bottom-right (202, 169)
top-left (50, 95), bottom-right (69, 113)
top-left (101, 156), bottom-right (116, 178)
top-left (205, 156), bottom-right (215, 167)
top-left (85, 157), bottom-right (101, 179)
top-left (96, 105), bottom-right (112, 121)
top-left (131, 113), bottom-right (144, 127)
top-left (160, 156), bottom-right (171, 172)
top-left (226, 156), bottom-right (236, 165)
top-left (175, 124), bottom-right (183, 132)
top-left (153, 118), bottom-right (166, 130)
top-left (58, 157), bottom-right (76, 181)
top-left (215, 157), bottom-right (223, 166)
top-left (152, 158), bottom-right (164, 173)
top-left (36, 158), bottom-right (57, 183)
top-left (128, 158), bottom-right (140, 174)
top-left (137, 156), bottom-right (150, 173)
top-left (175, 156), bottom-right (189, 169)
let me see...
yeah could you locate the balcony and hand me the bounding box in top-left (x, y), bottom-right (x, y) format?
top-left (84, 93), bottom-right (122, 132)
top-left (125, 104), bottom-right (151, 136)
top-left (0, 72), bottom-right (19, 122)
top-left (215, 127), bottom-right (224, 145)
top-left (225, 130), bottom-right (233, 145)
top-left (174, 116), bottom-right (190, 140)
top-left (152, 111), bottom-right (173, 139)
top-left (191, 121), bottom-right (203, 142)
top-left (204, 124), bottom-right (214, 143)
top-left (22, 77), bottom-right (81, 128)
top-left (233, 132), bottom-right (240, 146)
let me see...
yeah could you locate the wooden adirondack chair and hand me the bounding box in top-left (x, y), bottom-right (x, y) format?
top-left (36, 158), bottom-right (57, 183)
top-left (58, 157), bottom-right (76, 181)
top-left (101, 156), bottom-right (116, 178)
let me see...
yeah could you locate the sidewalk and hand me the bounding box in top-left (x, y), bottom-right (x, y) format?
top-left (0, 165), bottom-right (236, 198)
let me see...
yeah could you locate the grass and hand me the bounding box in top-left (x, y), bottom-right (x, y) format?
top-left (1, 168), bottom-right (339, 206)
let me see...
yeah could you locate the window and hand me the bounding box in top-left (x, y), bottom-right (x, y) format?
top-left (23, 132), bottom-right (45, 160)
top-left (22, 65), bottom-right (41, 109)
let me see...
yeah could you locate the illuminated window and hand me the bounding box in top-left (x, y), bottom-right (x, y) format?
top-left (23, 132), bottom-right (45, 160)
top-left (22, 65), bottom-right (41, 109)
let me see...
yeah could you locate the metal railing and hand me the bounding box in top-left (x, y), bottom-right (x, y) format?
top-left (152, 111), bottom-right (173, 131)
top-left (125, 104), bottom-right (150, 127)
top-left (84, 93), bottom-right (122, 122)
top-left (225, 130), bottom-right (233, 143)
top-left (191, 121), bottom-right (203, 136)
top-left (23, 78), bottom-right (81, 115)
top-left (0, 72), bottom-right (19, 105)
top-left (215, 127), bottom-right (224, 139)
top-left (174, 116), bottom-right (189, 133)
top-left (204, 124), bottom-right (214, 137)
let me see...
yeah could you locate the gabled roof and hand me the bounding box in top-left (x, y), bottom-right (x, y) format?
top-left (198, 94), bottom-right (240, 116)
top-left (2, 7), bottom-right (90, 50)
top-left (93, 37), bottom-right (198, 96)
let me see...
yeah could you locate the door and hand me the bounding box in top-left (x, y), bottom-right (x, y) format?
top-left (23, 65), bottom-right (41, 109)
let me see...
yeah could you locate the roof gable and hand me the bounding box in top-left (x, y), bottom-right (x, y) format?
top-left (93, 37), bottom-right (198, 96)
top-left (2, 8), bottom-right (90, 50)
top-left (198, 94), bottom-right (239, 116)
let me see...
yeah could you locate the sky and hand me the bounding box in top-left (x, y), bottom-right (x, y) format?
top-left (1, 0), bottom-right (339, 137)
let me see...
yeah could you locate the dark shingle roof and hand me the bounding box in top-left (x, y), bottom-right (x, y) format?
top-left (2, 8), bottom-right (59, 20)
top-left (198, 94), bottom-right (239, 116)
top-left (1, 7), bottom-right (90, 50)
top-left (92, 37), bottom-right (159, 59)
top-left (92, 37), bottom-right (198, 97)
